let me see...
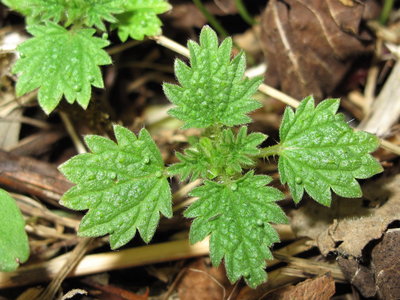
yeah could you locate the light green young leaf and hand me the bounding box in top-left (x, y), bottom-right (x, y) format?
top-left (163, 26), bottom-right (263, 129)
top-left (0, 189), bottom-right (30, 272)
top-left (169, 127), bottom-right (266, 181)
top-left (185, 172), bottom-right (287, 288)
top-left (278, 96), bottom-right (383, 206)
top-left (64, 0), bottom-right (125, 30)
top-left (115, 0), bottom-right (171, 41)
top-left (2, 0), bottom-right (124, 30)
top-left (1, 0), bottom-right (64, 22)
top-left (13, 23), bottom-right (111, 114)
top-left (59, 125), bottom-right (172, 249)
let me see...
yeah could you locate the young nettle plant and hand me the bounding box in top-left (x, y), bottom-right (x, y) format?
top-left (58, 27), bottom-right (383, 287)
top-left (2, 0), bottom-right (171, 114)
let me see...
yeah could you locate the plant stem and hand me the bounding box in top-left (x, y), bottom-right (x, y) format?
top-left (235, 0), bottom-right (256, 25)
top-left (257, 144), bottom-right (282, 158)
top-left (379, 0), bottom-right (394, 25)
top-left (192, 0), bottom-right (228, 38)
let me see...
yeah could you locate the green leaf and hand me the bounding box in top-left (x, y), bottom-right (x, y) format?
top-left (0, 189), bottom-right (29, 272)
top-left (278, 96), bottom-right (383, 206)
top-left (64, 0), bottom-right (125, 30)
top-left (169, 127), bottom-right (266, 181)
top-left (115, 0), bottom-right (171, 41)
top-left (13, 23), bottom-right (111, 114)
top-left (2, 0), bottom-right (124, 30)
top-left (185, 172), bottom-right (287, 288)
top-left (59, 125), bottom-right (172, 249)
top-left (1, 0), bottom-right (64, 21)
top-left (163, 26), bottom-right (263, 129)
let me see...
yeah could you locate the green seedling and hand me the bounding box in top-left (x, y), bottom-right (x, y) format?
top-left (2, 0), bottom-right (171, 113)
top-left (58, 26), bottom-right (382, 287)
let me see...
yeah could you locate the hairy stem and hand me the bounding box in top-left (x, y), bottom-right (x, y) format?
top-left (380, 0), bottom-right (394, 25)
top-left (235, 0), bottom-right (256, 25)
top-left (257, 144), bottom-right (281, 158)
top-left (192, 0), bottom-right (228, 38)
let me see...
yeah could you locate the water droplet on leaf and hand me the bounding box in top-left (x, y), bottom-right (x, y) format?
top-left (295, 177), bottom-right (302, 184)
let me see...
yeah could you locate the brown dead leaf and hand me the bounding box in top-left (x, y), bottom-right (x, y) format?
top-left (291, 174), bottom-right (400, 298)
top-left (337, 228), bottom-right (400, 299)
top-left (320, 174), bottom-right (400, 257)
top-left (289, 197), bottom-right (369, 255)
top-left (234, 25), bottom-right (263, 58)
top-left (371, 228), bottom-right (400, 300)
top-left (266, 273), bottom-right (335, 300)
top-left (260, 0), bottom-right (380, 99)
top-left (339, 0), bottom-right (355, 7)
top-left (290, 173), bottom-right (400, 257)
top-left (166, 2), bottom-right (237, 30)
top-left (214, 0), bottom-right (236, 13)
top-left (176, 258), bottom-right (234, 300)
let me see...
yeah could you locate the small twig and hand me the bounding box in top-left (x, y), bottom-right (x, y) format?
top-left (149, 35), bottom-right (190, 58)
top-left (363, 39), bottom-right (383, 115)
top-left (188, 267), bottom-right (226, 299)
top-left (173, 179), bottom-right (202, 203)
top-left (273, 253), bottom-right (345, 282)
top-left (107, 39), bottom-right (143, 55)
top-left (36, 238), bottom-right (93, 300)
top-left (173, 197), bottom-right (198, 212)
top-left (0, 239), bottom-right (210, 288)
top-left (0, 116), bottom-right (51, 129)
top-left (162, 267), bottom-right (187, 300)
top-left (59, 111), bottom-right (87, 154)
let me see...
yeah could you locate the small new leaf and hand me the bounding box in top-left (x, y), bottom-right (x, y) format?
top-left (0, 189), bottom-right (29, 272)
top-left (115, 0), bottom-right (171, 41)
top-left (185, 172), bottom-right (287, 287)
top-left (163, 26), bottom-right (263, 129)
top-left (169, 127), bottom-right (266, 181)
top-left (278, 96), bottom-right (383, 206)
top-left (59, 125), bottom-right (172, 249)
top-left (13, 23), bottom-right (111, 114)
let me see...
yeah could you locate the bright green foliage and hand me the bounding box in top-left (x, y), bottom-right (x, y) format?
top-left (169, 127), bottom-right (266, 181)
top-left (185, 172), bottom-right (287, 288)
top-left (0, 189), bottom-right (29, 272)
top-left (13, 23), bottom-right (111, 114)
top-left (115, 0), bottom-right (172, 41)
top-left (278, 96), bottom-right (383, 206)
top-left (163, 26), bottom-right (263, 129)
top-left (59, 125), bottom-right (172, 249)
top-left (2, 0), bottom-right (124, 30)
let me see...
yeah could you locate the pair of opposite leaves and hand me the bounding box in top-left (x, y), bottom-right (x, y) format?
top-left (58, 27), bottom-right (382, 287)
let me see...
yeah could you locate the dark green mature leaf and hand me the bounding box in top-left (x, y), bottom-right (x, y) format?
top-left (185, 172), bottom-right (287, 287)
top-left (169, 127), bottom-right (265, 181)
top-left (13, 23), bottom-right (111, 114)
top-left (59, 125), bottom-right (172, 249)
top-left (0, 189), bottom-right (29, 272)
top-left (115, 0), bottom-right (171, 41)
top-left (2, 0), bottom-right (124, 30)
top-left (278, 96), bottom-right (383, 206)
top-left (163, 26), bottom-right (263, 129)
